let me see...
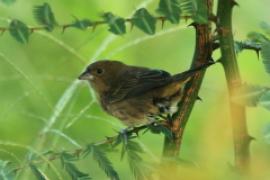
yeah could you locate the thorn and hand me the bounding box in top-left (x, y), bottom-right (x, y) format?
top-left (62, 25), bottom-right (68, 33)
top-left (216, 58), bottom-right (223, 64)
top-left (0, 29), bottom-right (6, 36)
top-left (183, 16), bottom-right (189, 23)
top-left (188, 22), bottom-right (198, 28)
top-left (213, 42), bottom-right (220, 50)
top-left (130, 22), bottom-right (134, 32)
top-left (106, 136), bottom-right (114, 144)
top-left (209, 14), bottom-right (217, 23)
top-left (248, 135), bottom-right (256, 141)
top-left (256, 50), bottom-right (260, 60)
top-left (209, 57), bottom-right (215, 63)
top-left (161, 19), bottom-right (165, 29)
top-left (232, 0), bottom-right (239, 7)
top-left (197, 96), bottom-right (203, 101)
top-left (133, 128), bottom-right (140, 137)
top-left (92, 24), bottom-right (97, 32)
top-left (74, 149), bottom-right (83, 157)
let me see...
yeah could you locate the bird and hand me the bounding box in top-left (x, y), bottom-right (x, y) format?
top-left (78, 60), bottom-right (213, 127)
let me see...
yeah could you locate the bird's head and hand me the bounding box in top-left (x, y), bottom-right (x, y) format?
top-left (78, 60), bottom-right (126, 94)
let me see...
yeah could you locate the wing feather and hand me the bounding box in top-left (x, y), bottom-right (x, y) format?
top-left (106, 68), bottom-right (172, 103)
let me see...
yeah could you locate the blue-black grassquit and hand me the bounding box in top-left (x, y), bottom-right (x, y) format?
top-left (79, 60), bottom-right (213, 127)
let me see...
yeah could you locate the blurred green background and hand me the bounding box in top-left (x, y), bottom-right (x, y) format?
top-left (0, 0), bottom-right (270, 179)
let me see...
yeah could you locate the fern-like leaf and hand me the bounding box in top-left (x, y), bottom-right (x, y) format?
top-left (131, 8), bottom-right (156, 35)
top-left (33, 3), bottom-right (57, 31)
top-left (0, 160), bottom-right (16, 180)
top-left (1, 0), bottom-right (16, 5)
top-left (260, 21), bottom-right (270, 36)
top-left (91, 145), bottom-right (120, 180)
top-left (232, 84), bottom-right (267, 107)
top-left (125, 141), bottom-right (151, 180)
top-left (9, 19), bottom-right (30, 44)
top-left (157, 0), bottom-right (181, 24)
top-left (71, 18), bottom-right (93, 30)
top-left (180, 0), bottom-right (196, 17)
top-left (103, 13), bottom-right (126, 35)
top-left (60, 152), bottom-right (90, 180)
top-left (261, 41), bottom-right (270, 74)
top-left (247, 32), bottom-right (269, 43)
top-left (64, 162), bottom-right (90, 180)
top-left (258, 90), bottom-right (270, 111)
top-left (30, 164), bottom-right (48, 180)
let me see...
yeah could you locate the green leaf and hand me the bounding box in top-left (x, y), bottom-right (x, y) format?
top-left (60, 152), bottom-right (90, 180)
top-left (9, 19), bottom-right (30, 44)
top-left (148, 123), bottom-right (173, 139)
top-left (234, 41), bottom-right (262, 54)
top-left (262, 123), bottom-right (270, 143)
top-left (71, 19), bottom-right (93, 30)
top-left (103, 13), bottom-right (126, 35)
top-left (157, 0), bottom-right (181, 24)
top-left (33, 3), bottom-right (57, 31)
top-left (1, 0), bottom-right (16, 5)
top-left (61, 152), bottom-right (78, 162)
top-left (64, 162), bottom-right (90, 180)
top-left (232, 85), bottom-right (267, 107)
top-left (125, 141), bottom-right (151, 180)
top-left (0, 160), bottom-right (16, 180)
top-left (30, 164), bottom-right (48, 180)
top-left (192, 0), bottom-right (208, 24)
top-left (260, 21), bottom-right (270, 36)
top-left (247, 32), bottom-right (269, 43)
top-left (91, 145), bottom-right (119, 180)
top-left (180, 0), bottom-right (195, 16)
top-left (261, 41), bottom-right (270, 74)
top-left (258, 90), bottom-right (270, 111)
top-left (131, 8), bottom-right (156, 35)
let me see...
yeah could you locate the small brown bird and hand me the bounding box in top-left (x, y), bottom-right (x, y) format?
top-left (79, 60), bottom-right (213, 127)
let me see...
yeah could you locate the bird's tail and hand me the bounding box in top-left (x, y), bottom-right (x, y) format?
top-left (172, 62), bottom-right (214, 83)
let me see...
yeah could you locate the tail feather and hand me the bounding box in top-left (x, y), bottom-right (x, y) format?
top-left (172, 62), bottom-right (214, 82)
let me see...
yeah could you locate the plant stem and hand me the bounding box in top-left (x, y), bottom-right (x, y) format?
top-left (162, 0), bottom-right (213, 157)
top-left (217, 0), bottom-right (251, 172)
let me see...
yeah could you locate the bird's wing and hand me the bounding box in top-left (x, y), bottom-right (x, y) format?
top-left (106, 68), bottom-right (172, 103)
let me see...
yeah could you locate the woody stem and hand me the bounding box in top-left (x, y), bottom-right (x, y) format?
top-left (162, 0), bottom-right (213, 158)
top-left (217, 0), bottom-right (251, 172)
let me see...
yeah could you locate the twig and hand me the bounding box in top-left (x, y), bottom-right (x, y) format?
top-left (12, 121), bottom-right (168, 173)
top-left (0, 16), bottom-right (193, 33)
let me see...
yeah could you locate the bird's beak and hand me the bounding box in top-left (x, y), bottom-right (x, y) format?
top-left (78, 70), bottom-right (94, 80)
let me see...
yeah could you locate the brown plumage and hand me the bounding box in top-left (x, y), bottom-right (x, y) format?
top-left (79, 60), bottom-right (213, 127)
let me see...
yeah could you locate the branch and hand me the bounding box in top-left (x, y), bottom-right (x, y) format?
top-left (162, 0), bottom-right (214, 158)
top-left (0, 16), bottom-right (192, 34)
top-left (217, 0), bottom-right (251, 173)
top-left (13, 120), bottom-right (169, 173)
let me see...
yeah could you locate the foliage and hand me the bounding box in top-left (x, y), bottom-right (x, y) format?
top-left (156, 0), bottom-right (181, 24)
top-left (233, 84), bottom-right (270, 111)
top-left (0, 0), bottom-right (209, 43)
top-left (29, 164), bottom-right (48, 180)
top-left (131, 8), bottom-right (157, 35)
top-left (83, 144), bottom-right (119, 180)
top-left (8, 20), bottom-right (30, 44)
top-left (1, 0), bottom-right (270, 179)
top-left (33, 3), bottom-right (57, 31)
top-left (0, 160), bottom-right (16, 180)
top-left (1, 0), bottom-right (15, 5)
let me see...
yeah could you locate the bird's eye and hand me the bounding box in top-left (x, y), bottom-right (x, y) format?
top-left (96, 68), bottom-right (104, 75)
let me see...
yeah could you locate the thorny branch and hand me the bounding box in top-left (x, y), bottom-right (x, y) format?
top-left (13, 120), bottom-right (169, 172)
top-left (162, 0), bottom-right (213, 158)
